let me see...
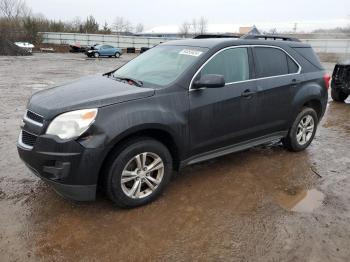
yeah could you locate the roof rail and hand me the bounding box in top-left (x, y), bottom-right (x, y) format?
top-left (194, 34), bottom-right (241, 39)
top-left (241, 34), bottom-right (301, 42)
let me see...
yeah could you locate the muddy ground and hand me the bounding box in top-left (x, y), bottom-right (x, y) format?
top-left (0, 53), bottom-right (349, 262)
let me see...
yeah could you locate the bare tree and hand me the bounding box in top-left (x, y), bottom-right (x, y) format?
top-left (0, 0), bottom-right (31, 42)
top-left (189, 17), bottom-right (208, 35)
top-left (191, 18), bottom-right (198, 35)
top-left (268, 28), bottom-right (278, 34)
top-left (135, 23), bottom-right (144, 33)
top-left (179, 21), bottom-right (190, 38)
top-left (69, 16), bottom-right (82, 32)
top-left (22, 15), bottom-right (44, 43)
top-left (83, 15), bottom-right (99, 33)
top-left (0, 0), bottom-right (30, 20)
top-left (101, 22), bottom-right (111, 34)
top-left (113, 16), bottom-right (125, 34)
top-left (123, 19), bottom-right (133, 33)
top-left (113, 16), bottom-right (133, 34)
top-left (198, 16), bottom-right (208, 34)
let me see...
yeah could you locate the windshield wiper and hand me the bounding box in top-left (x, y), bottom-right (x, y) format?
top-left (112, 76), bottom-right (143, 87)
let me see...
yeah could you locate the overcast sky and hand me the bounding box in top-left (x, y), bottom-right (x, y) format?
top-left (27, 0), bottom-right (350, 29)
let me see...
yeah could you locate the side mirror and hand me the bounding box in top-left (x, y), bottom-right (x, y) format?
top-left (192, 74), bottom-right (225, 89)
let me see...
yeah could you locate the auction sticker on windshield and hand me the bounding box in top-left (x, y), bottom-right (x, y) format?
top-left (179, 49), bottom-right (203, 57)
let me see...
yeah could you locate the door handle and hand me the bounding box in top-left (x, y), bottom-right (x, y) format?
top-left (241, 89), bottom-right (255, 98)
top-left (291, 78), bottom-right (300, 87)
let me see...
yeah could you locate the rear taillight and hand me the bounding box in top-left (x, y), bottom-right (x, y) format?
top-left (323, 73), bottom-right (331, 89)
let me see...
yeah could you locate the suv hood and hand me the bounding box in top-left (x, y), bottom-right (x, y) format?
top-left (28, 75), bottom-right (155, 119)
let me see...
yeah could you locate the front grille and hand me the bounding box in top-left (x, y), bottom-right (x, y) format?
top-left (26, 110), bottom-right (44, 124)
top-left (21, 130), bottom-right (37, 147)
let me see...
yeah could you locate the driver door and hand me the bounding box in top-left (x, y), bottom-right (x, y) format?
top-left (189, 47), bottom-right (259, 155)
top-left (103, 45), bottom-right (114, 56)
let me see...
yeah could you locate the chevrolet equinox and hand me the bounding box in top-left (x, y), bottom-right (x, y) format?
top-left (17, 37), bottom-right (329, 207)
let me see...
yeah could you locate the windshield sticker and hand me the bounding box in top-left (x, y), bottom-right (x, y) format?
top-left (179, 49), bottom-right (203, 57)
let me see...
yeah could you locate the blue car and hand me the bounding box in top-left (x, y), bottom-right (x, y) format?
top-left (86, 44), bottom-right (122, 58)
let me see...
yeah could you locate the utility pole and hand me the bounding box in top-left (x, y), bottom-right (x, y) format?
top-left (293, 22), bottom-right (298, 33)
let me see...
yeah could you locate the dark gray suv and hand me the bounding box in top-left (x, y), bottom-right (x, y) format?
top-left (17, 38), bottom-right (329, 207)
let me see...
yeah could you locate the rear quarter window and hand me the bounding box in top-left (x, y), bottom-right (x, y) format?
top-left (287, 56), bottom-right (299, 74)
top-left (254, 47), bottom-right (289, 78)
top-left (292, 47), bottom-right (323, 70)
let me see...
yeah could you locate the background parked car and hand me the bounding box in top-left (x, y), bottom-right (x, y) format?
top-left (69, 43), bottom-right (87, 53)
top-left (331, 62), bottom-right (350, 102)
top-left (86, 44), bottom-right (122, 58)
top-left (14, 42), bottom-right (34, 53)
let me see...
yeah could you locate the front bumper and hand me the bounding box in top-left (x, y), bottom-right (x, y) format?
top-left (25, 163), bottom-right (96, 201)
top-left (85, 51), bottom-right (95, 57)
top-left (17, 134), bottom-right (105, 201)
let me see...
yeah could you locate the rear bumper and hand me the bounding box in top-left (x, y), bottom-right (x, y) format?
top-left (331, 64), bottom-right (350, 94)
top-left (332, 81), bottom-right (350, 94)
top-left (17, 134), bottom-right (106, 201)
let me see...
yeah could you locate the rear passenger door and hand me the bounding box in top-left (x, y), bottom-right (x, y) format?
top-left (252, 46), bottom-right (301, 135)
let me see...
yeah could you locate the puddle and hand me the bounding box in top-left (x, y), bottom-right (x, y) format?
top-left (276, 188), bottom-right (325, 213)
top-left (26, 83), bottom-right (51, 92)
top-left (31, 88), bottom-right (45, 92)
top-left (25, 83), bottom-right (48, 92)
top-left (27, 83), bottom-right (48, 89)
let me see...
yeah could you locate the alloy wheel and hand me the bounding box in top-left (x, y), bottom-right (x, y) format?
top-left (296, 115), bottom-right (314, 145)
top-left (120, 152), bottom-right (164, 199)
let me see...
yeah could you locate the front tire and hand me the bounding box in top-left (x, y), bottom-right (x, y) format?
top-left (104, 138), bottom-right (173, 208)
top-left (282, 107), bottom-right (318, 152)
top-left (94, 52), bottom-right (100, 58)
top-left (115, 52), bottom-right (121, 58)
top-left (331, 88), bottom-right (348, 102)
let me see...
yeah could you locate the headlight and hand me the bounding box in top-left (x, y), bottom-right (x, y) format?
top-left (46, 109), bottom-right (98, 139)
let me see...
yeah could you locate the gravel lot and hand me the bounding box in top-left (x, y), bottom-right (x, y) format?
top-left (0, 53), bottom-right (349, 262)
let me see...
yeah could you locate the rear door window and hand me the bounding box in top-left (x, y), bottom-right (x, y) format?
top-left (254, 47), bottom-right (289, 78)
top-left (200, 47), bottom-right (250, 83)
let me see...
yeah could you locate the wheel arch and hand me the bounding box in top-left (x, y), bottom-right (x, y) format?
top-left (302, 99), bottom-right (322, 120)
top-left (97, 125), bottom-right (181, 187)
top-left (291, 82), bottom-right (326, 123)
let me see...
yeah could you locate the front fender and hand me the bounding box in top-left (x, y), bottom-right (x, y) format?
top-left (95, 91), bottom-right (190, 159)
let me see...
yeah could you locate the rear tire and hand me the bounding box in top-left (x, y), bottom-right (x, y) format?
top-left (331, 88), bottom-right (348, 102)
top-left (282, 107), bottom-right (318, 152)
top-left (103, 137), bottom-right (173, 208)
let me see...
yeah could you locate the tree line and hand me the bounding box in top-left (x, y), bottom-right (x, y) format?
top-left (178, 17), bottom-right (208, 37)
top-left (0, 0), bottom-right (144, 44)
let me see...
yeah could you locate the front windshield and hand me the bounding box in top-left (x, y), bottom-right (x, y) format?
top-left (113, 45), bottom-right (208, 87)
